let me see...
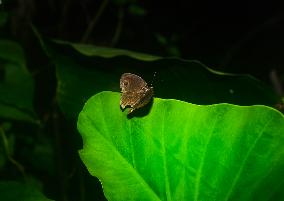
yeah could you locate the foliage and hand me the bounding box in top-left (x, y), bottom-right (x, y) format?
top-left (0, 40), bottom-right (37, 123)
top-left (78, 91), bottom-right (284, 201)
top-left (0, 181), bottom-right (53, 201)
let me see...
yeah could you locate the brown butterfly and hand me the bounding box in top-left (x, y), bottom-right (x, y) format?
top-left (120, 73), bottom-right (154, 114)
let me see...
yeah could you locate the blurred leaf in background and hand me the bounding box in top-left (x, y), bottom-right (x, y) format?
top-left (155, 33), bottom-right (181, 57)
top-left (44, 40), bottom-right (280, 120)
top-left (128, 4), bottom-right (146, 16)
top-left (0, 40), bottom-right (37, 123)
top-left (0, 181), bottom-right (54, 201)
top-left (0, 122), bottom-right (13, 168)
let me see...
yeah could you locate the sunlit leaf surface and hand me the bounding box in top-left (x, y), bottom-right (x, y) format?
top-left (78, 91), bottom-right (284, 201)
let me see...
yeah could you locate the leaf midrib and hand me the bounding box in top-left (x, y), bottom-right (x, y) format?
top-left (193, 112), bottom-right (219, 201)
top-left (85, 97), bottom-right (161, 201)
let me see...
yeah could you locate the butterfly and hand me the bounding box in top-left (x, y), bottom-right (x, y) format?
top-left (120, 73), bottom-right (154, 114)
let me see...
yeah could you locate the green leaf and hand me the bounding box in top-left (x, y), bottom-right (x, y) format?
top-left (0, 40), bottom-right (37, 123)
top-left (53, 40), bottom-right (161, 61)
top-left (0, 181), bottom-right (53, 201)
top-left (78, 91), bottom-right (284, 201)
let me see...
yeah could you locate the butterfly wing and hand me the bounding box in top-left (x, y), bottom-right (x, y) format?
top-left (120, 73), bottom-right (147, 93)
top-left (120, 91), bottom-right (140, 109)
top-left (120, 73), bottom-right (153, 114)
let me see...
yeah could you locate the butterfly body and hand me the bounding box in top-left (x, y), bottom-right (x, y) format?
top-left (120, 73), bottom-right (153, 114)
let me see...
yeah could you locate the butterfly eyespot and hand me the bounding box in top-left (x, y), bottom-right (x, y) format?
top-left (123, 81), bottom-right (129, 86)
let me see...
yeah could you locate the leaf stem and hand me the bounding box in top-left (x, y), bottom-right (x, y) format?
top-left (111, 6), bottom-right (124, 47)
top-left (0, 126), bottom-right (27, 179)
top-left (81, 0), bottom-right (109, 43)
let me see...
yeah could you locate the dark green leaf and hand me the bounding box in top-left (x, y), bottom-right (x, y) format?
top-left (54, 40), bottom-right (160, 61)
top-left (0, 181), bottom-right (53, 201)
top-left (49, 41), bottom-right (279, 119)
top-left (0, 40), bottom-right (37, 123)
top-left (78, 91), bottom-right (284, 201)
top-left (155, 34), bottom-right (168, 45)
top-left (128, 4), bottom-right (146, 16)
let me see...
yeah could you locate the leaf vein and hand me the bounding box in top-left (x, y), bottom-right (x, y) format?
top-left (223, 116), bottom-right (274, 201)
top-left (85, 114), bottom-right (161, 201)
top-left (194, 111), bottom-right (219, 201)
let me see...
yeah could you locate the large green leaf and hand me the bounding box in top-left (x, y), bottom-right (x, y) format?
top-left (0, 40), bottom-right (37, 122)
top-left (0, 181), bottom-right (53, 201)
top-left (49, 41), bottom-right (279, 120)
top-left (78, 91), bottom-right (284, 201)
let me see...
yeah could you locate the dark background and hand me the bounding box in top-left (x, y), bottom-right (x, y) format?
top-left (5, 0), bottom-right (284, 85)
